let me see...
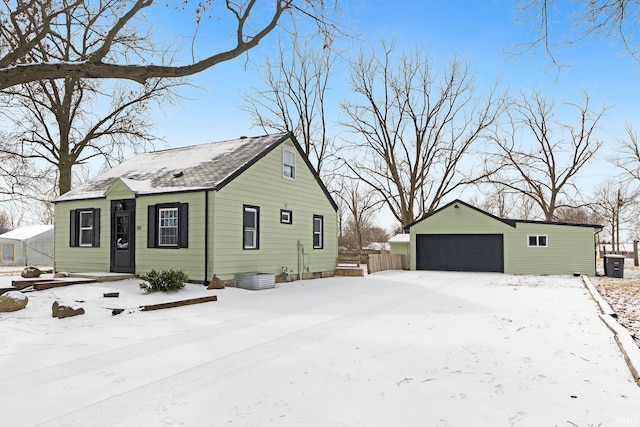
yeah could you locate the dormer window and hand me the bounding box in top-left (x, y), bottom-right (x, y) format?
top-left (283, 148), bottom-right (296, 179)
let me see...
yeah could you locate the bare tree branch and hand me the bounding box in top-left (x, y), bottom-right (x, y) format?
top-left (516, 0), bottom-right (640, 63)
top-left (0, 1), bottom-right (189, 197)
top-left (242, 34), bottom-right (337, 174)
top-left (0, 0), bottom-right (340, 89)
top-left (340, 41), bottom-right (502, 227)
top-left (484, 89), bottom-right (607, 220)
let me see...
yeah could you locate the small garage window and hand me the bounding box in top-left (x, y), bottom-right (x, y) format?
top-left (528, 235), bottom-right (548, 247)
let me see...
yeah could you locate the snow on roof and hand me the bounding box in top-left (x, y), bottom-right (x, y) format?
top-left (388, 233), bottom-right (410, 243)
top-left (0, 225), bottom-right (53, 241)
top-left (364, 242), bottom-right (390, 251)
top-left (55, 133), bottom-right (289, 202)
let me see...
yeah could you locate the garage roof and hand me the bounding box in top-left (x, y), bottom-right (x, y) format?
top-left (407, 199), bottom-right (603, 230)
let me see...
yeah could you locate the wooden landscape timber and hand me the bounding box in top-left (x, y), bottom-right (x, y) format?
top-left (11, 278), bottom-right (98, 290)
top-left (140, 295), bottom-right (218, 311)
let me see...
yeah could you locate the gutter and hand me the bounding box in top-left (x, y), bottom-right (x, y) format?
top-left (204, 191), bottom-right (209, 285)
top-left (594, 226), bottom-right (603, 276)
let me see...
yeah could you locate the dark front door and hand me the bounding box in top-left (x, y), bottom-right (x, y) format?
top-left (416, 234), bottom-right (504, 273)
top-left (111, 199), bottom-right (135, 273)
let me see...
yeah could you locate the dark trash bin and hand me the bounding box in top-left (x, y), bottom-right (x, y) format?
top-left (604, 254), bottom-right (625, 278)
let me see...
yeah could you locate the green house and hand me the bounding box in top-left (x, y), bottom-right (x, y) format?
top-left (53, 132), bottom-right (338, 284)
top-left (406, 200), bottom-right (602, 276)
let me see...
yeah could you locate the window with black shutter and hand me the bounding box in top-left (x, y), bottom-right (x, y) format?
top-left (147, 203), bottom-right (189, 248)
top-left (69, 208), bottom-right (101, 247)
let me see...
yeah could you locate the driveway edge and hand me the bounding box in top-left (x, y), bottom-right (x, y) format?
top-left (582, 275), bottom-right (640, 386)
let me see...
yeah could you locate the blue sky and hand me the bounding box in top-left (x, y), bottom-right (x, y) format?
top-left (147, 0), bottom-right (640, 228)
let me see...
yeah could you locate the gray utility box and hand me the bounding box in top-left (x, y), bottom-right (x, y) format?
top-left (603, 254), bottom-right (625, 278)
top-left (234, 273), bottom-right (276, 290)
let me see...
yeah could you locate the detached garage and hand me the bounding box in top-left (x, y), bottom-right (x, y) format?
top-left (407, 200), bottom-right (602, 276)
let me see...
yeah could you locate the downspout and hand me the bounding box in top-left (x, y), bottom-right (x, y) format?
top-left (594, 227), bottom-right (603, 276)
top-left (204, 191), bottom-right (209, 285)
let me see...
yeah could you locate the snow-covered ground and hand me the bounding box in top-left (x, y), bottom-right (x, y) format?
top-left (1, 270), bottom-right (639, 426)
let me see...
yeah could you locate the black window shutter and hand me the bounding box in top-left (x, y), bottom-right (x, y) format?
top-left (147, 205), bottom-right (157, 248)
top-left (92, 208), bottom-right (100, 247)
top-left (69, 209), bottom-right (77, 247)
top-left (179, 203), bottom-right (189, 248)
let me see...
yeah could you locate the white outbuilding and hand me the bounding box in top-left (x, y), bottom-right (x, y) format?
top-left (0, 225), bottom-right (54, 267)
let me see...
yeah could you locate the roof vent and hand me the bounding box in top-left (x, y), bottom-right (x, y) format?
top-left (173, 171), bottom-right (184, 178)
top-left (239, 135), bottom-right (248, 139)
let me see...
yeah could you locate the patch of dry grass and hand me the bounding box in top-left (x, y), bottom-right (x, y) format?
top-left (595, 265), bottom-right (640, 347)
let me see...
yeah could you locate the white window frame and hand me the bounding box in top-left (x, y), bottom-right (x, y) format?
top-left (79, 210), bottom-right (94, 247)
top-left (158, 207), bottom-right (179, 247)
top-left (313, 215), bottom-right (323, 249)
top-left (243, 206), bottom-right (259, 249)
top-left (1, 242), bottom-right (15, 262)
top-left (283, 148), bottom-right (296, 179)
top-left (281, 209), bottom-right (292, 224)
top-left (528, 235), bottom-right (548, 247)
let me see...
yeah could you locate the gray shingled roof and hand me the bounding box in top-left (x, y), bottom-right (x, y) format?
top-left (55, 133), bottom-right (289, 202)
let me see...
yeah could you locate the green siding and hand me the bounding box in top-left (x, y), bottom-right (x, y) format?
top-left (389, 242), bottom-right (410, 255)
top-left (409, 203), bottom-right (597, 276)
top-left (504, 222), bottom-right (596, 275)
top-left (54, 199), bottom-right (111, 272)
top-left (212, 138), bottom-right (337, 281)
top-left (105, 179), bottom-right (135, 199)
top-left (135, 192), bottom-right (208, 280)
top-left (55, 186), bottom-right (210, 280)
top-left (54, 138), bottom-right (337, 281)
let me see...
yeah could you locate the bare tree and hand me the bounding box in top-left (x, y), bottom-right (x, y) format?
top-left (0, 210), bottom-right (11, 234)
top-left (485, 90), bottom-right (606, 221)
top-left (613, 124), bottom-right (640, 182)
top-left (340, 42), bottom-right (502, 228)
top-left (591, 181), bottom-right (638, 251)
top-left (554, 205), bottom-right (600, 224)
top-left (1, 78), bottom-right (182, 196)
top-left (470, 186), bottom-right (514, 219)
top-left (0, 0), bottom-right (339, 90)
top-left (517, 0), bottom-right (640, 64)
top-left (335, 177), bottom-right (381, 251)
top-left (340, 219), bottom-right (389, 251)
top-left (242, 36), bottom-right (337, 173)
top-left (0, 136), bottom-right (52, 201)
top-left (470, 187), bottom-right (539, 220)
top-left (0, 1), bottom-right (188, 196)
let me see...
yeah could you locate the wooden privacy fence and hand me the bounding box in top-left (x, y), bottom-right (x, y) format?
top-left (367, 253), bottom-right (409, 274)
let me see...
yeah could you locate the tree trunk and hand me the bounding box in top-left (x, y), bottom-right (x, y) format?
top-left (58, 160), bottom-right (73, 195)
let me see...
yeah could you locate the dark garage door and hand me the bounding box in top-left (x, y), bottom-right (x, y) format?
top-left (416, 234), bottom-right (504, 273)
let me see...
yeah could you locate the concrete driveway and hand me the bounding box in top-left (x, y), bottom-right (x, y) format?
top-left (1, 270), bottom-right (639, 426)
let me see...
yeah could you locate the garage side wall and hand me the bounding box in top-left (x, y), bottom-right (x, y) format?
top-left (505, 223), bottom-right (596, 276)
top-left (409, 205), bottom-right (513, 270)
